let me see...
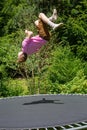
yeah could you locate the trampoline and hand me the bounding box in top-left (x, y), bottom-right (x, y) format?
top-left (0, 94), bottom-right (87, 130)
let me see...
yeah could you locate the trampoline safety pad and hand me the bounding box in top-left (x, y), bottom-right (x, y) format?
top-left (0, 94), bottom-right (87, 129)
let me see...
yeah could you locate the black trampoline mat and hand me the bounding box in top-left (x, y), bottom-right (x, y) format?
top-left (0, 94), bottom-right (87, 129)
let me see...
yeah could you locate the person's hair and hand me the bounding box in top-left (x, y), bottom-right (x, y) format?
top-left (17, 52), bottom-right (27, 63)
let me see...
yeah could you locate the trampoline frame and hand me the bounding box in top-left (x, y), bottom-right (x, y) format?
top-left (1, 121), bottom-right (87, 130)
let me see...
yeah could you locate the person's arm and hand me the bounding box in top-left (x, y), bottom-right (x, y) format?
top-left (25, 30), bottom-right (33, 38)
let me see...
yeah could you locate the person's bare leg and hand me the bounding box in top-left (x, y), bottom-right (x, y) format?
top-left (39, 13), bottom-right (63, 30)
top-left (35, 9), bottom-right (57, 26)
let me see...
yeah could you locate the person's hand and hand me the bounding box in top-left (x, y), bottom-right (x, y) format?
top-left (25, 30), bottom-right (33, 38)
top-left (25, 30), bottom-right (28, 34)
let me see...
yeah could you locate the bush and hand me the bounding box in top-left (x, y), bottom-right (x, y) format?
top-left (45, 46), bottom-right (86, 94)
top-left (0, 78), bottom-right (29, 97)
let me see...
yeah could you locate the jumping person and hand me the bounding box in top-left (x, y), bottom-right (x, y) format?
top-left (17, 9), bottom-right (63, 63)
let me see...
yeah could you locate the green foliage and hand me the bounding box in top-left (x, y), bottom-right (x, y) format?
top-left (6, 78), bottom-right (29, 96)
top-left (0, 0), bottom-right (87, 96)
top-left (48, 46), bottom-right (83, 83)
top-left (45, 46), bottom-right (86, 94)
top-left (50, 70), bottom-right (87, 94)
top-left (0, 78), bottom-right (29, 97)
top-left (1, 0), bottom-right (36, 35)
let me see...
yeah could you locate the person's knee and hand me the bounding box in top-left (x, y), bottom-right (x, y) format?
top-left (35, 20), bottom-right (39, 26)
top-left (39, 13), bottom-right (44, 19)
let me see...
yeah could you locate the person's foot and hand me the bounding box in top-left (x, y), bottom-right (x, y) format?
top-left (49, 8), bottom-right (58, 22)
top-left (53, 22), bottom-right (63, 30)
top-left (52, 9), bottom-right (58, 21)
